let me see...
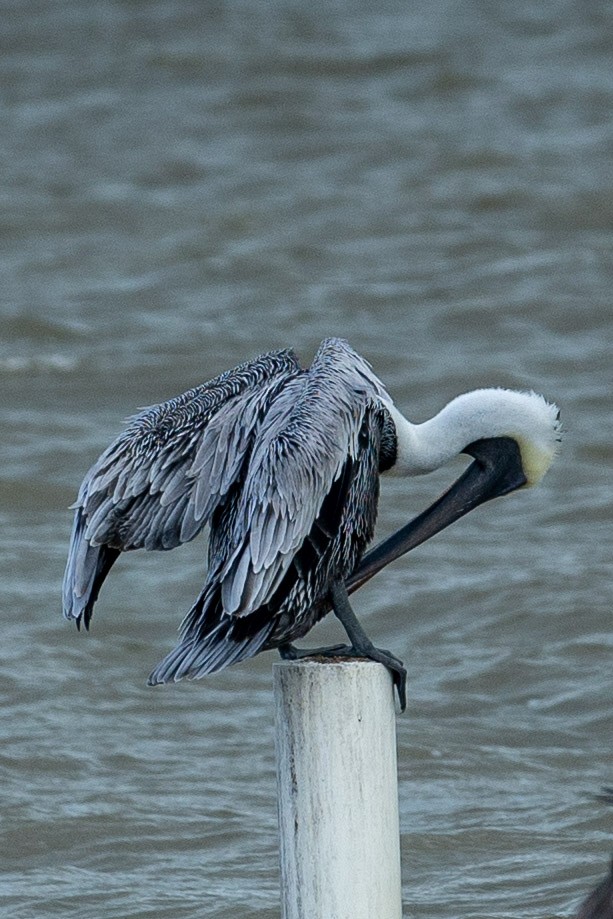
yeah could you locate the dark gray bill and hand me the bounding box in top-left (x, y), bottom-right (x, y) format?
top-left (346, 436), bottom-right (527, 596)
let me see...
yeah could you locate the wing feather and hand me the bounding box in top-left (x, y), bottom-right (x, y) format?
top-left (63, 348), bottom-right (301, 625)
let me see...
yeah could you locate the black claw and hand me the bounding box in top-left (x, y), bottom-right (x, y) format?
top-left (360, 647), bottom-right (407, 711)
top-left (392, 665), bottom-right (407, 712)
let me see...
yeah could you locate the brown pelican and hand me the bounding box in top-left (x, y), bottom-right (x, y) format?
top-left (63, 337), bottom-right (560, 708)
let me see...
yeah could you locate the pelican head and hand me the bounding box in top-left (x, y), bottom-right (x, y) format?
top-left (348, 387), bottom-right (561, 593)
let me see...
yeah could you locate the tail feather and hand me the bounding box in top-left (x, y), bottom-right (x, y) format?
top-left (148, 620), bottom-right (273, 684)
top-left (148, 587), bottom-right (274, 684)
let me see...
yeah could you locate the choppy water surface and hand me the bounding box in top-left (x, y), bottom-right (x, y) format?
top-left (1, 1), bottom-right (611, 916)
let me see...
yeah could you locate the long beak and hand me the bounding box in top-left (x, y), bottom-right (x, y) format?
top-left (346, 436), bottom-right (527, 595)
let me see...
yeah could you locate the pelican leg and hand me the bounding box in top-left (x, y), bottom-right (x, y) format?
top-left (329, 580), bottom-right (407, 711)
top-left (276, 583), bottom-right (407, 710)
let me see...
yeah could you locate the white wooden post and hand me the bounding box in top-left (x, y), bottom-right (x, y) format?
top-left (273, 659), bottom-right (402, 919)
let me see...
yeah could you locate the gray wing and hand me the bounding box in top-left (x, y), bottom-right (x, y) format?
top-left (63, 349), bottom-right (301, 627)
top-left (191, 337), bottom-right (392, 623)
top-left (147, 338), bottom-right (393, 684)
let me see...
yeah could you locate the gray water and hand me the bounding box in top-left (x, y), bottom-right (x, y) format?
top-left (1, 1), bottom-right (611, 916)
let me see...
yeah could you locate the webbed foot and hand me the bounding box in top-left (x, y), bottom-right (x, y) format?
top-left (278, 640), bottom-right (407, 711)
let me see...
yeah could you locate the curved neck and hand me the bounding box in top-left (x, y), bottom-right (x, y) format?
top-left (387, 409), bottom-right (465, 477)
top-left (387, 390), bottom-right (531, 477)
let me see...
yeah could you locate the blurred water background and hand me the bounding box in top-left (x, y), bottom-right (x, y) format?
top-left (1, 1), bottom-right (611, 916)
